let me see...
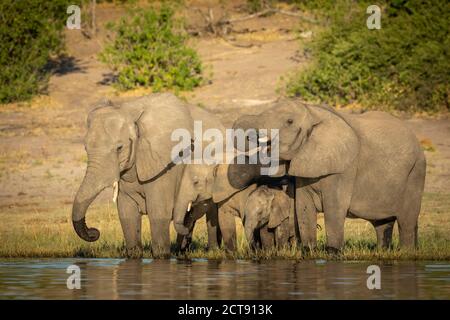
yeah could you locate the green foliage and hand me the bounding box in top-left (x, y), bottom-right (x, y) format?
top-left (99, 5), bottom-right (203, 92)
top-left (0, 0), bottom-right (71, 103)
top-left (246, 0), bottom-right (270, 13)
top-left (286, 0), bottom-right (450, 113)
top-left (245, 0), bottom-right (335, 13)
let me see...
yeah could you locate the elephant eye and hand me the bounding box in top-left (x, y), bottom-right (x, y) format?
top-left (117, 144), bottom-right (124, 152)
top-left (286, 118), bottom-right (294, 125)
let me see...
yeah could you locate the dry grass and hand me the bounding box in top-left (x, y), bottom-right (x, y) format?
top-left (0, 193), bottom-right (449, 260)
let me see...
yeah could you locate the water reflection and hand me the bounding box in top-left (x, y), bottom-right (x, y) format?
top-left (0, 259), bottom-right (449, 299)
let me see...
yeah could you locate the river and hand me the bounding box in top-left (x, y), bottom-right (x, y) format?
top-left (0, 259), bottom-right (449, 299)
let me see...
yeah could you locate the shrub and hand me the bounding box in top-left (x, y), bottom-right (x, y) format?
top-left (286, 0), bottom-right (450, 113)
top-left (99, 5), bottom-right (203, 92)
top-left (0, 0), bottom-right (71, 103)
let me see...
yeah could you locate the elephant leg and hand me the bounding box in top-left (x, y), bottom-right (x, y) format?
top-left (147, 212), bottom-right (171, 258)
top-left (145, 167), bottom-right (182, 258)
top-left (398, 211), bottom-right (419, 249)
top-left (397, 158), bottom-right (425, 249)
top-left (322, 197), bottom-right (348, 254)
top-left (206, 204), bottom-right (221, 250)
top-left (371, 219), bottom-right (396, 249)
top-left (288, 196), bottom-right (298, 246)
top-left (259, 225), bottom-right (275, 249)
top-left (117, 192), bottom-right (142, 258)
top-left (295, 182), bottom-right (317, 250)
top-left (218, 209), bottom-right (237, 252)
top-left (275, 220), bottom-right (290, 249)
top-left (398, 219), bottom-right (418, 250)
top-left (322, 175), bottom-right (353, 253)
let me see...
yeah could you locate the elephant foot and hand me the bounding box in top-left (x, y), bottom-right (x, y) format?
top-left (325, 246), bottom-right (341, 256)
top-left (125, 246), bottom-right (143, 259)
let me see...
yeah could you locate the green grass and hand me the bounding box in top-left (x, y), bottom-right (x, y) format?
top-left (0, 193), bottom-right (449, 260)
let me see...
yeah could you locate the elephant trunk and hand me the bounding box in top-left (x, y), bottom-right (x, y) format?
top-left (233, 115), bottom-right (261, 153)
top-left (72, 163), bottom-right (115, 242)
top-left (173, 175), bottom-right (194, 236)
top-left (173, 199), bottom-right (191, 236)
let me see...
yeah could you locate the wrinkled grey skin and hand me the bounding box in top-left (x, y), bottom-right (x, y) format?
top-left (172, 106), bottom-right (255, 248)
top-left (218, 183), bottom-right (296, 251)
top-left (244, 185), bottom-right (294, 249)
top-left (72, 93), bottom-right (193, 257)
top-left (172, 106), bottom-right (227, 236)
top-left (233, 99), bottom-right (426, 252)
top-left (175, 200), bottom-right (221, 252)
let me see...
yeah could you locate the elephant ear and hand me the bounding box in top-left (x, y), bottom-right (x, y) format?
top-left (268, 191), bottom-right (290, 229)
top-left (212, 157), bottom-right (260, 203)
top-left (288, 108), bottom-right (359, 178)
top-left (135, 99), bottom-right (193, 181)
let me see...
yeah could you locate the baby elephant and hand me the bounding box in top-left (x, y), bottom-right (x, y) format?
top-left (175, 199), bottom-right (221, 252)
top-left (245, 185), bottom-right (293, 249)
top-left (219, 183), bottom-right (295, 251)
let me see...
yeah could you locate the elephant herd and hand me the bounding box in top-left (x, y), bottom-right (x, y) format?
top-left (72, 93), bottom-right (426, 257)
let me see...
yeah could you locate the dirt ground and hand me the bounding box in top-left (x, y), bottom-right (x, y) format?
top-left (0, 1), bottom-right (449, 215)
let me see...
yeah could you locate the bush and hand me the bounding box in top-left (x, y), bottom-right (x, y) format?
top-left (0, 0), bottom-right (70, 103)
top-left (286, 0), bottom-right (450, 113)
top-left (99, 5), bottom-right (203, 92)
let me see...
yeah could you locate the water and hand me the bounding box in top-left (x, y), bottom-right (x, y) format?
top-left (0, 259), bottom-right (449, 299)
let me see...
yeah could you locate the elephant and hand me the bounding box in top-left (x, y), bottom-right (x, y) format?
top-left (172, 103), bottom-right (291, 252)
top-left (173, 157), bottom-right (263, 251)
top-left (171, 105), bottom-right (226, 251)
top-left (172, 105), bottom-right (227, 237)
top-left (171, 103), bottom-right (290, 243)
top-left (217, 179), bottom-right (296, 251)
top-left (72, 93), bottom-right (195, 257)
top-left (175, 199), bottom-right (221, 252)
top-left (233, 99), bottom-right (426, 252)
top-left (244, 183), bottom-right (295, 249)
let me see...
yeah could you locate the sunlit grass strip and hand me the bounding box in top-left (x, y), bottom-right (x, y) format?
top-left (0, 193), bottom-right (449, 260)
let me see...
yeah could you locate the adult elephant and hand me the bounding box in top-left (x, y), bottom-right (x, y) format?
top-left (72, 93), bottom-right (194, 257)
top-left (233, 99), bottom-right (426, 252)
top-left (172, 103), bottom-right (290, 250)
top-left (172, 105), bottom-right (252, 250)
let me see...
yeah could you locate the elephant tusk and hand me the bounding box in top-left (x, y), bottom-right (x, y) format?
top-left (187, 201), bottom-right (192, 212)
top-left (258, 136), bottom-right (269, 143)
top-left (112, 181), bottom-right (119, 203)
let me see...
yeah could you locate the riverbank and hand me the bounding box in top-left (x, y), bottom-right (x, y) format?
top-left (0, 192), bottom-right (448, 260)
